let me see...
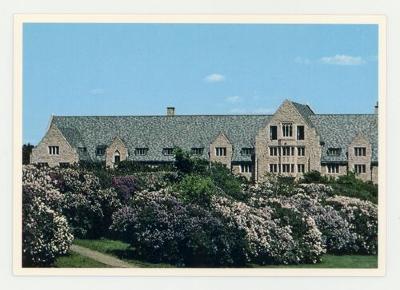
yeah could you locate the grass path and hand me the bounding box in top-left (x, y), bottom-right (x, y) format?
top-left (70, 244), bottom-right (134, 268)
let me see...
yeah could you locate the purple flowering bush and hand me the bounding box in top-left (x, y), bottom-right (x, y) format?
top-left (111, 190), bottom-right (247, 266)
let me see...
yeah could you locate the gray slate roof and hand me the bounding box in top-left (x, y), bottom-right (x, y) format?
top-left (51, 105), bottom-right (378, 163)
top-left (53, 115), bottom-right (271, 162)
top-left (309, 114), bottom-right (378, 162)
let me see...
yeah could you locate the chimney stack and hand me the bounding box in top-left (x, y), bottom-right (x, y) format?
top-left (374, 102), bottom-right (378, 114)
top-left (167, 107), bottom-right (175, 116)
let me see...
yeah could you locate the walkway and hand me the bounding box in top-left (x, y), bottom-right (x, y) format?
top-left (70, 244), bottom-right (134, 268)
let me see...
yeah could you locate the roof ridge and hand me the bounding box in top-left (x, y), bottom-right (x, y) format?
top-left (53, 114), bottom-right (274, 118)
top-left (312, 113), bottom-right (376, 116)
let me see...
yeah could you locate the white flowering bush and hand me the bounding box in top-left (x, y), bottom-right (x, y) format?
top-left (326, 196), bottom-right (378, 254)
top-left (245, 181), bottom-right (377, 255)
top-left (212, 195), bottom-right (325, 265)
top-left (22, 166), bottom-right (73, 266)
top-left (48, 167), bottom-right (122, 238)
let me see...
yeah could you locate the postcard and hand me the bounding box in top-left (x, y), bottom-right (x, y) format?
top-left (13, 14), bottom-right (386, 276)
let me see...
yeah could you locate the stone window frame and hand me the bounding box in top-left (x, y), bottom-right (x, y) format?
top-left (297, 164), bottom-right (305, 173)
top-left (269, 163), bottom-right (278, 173)
top-left (270, 125), bottom-right (278, 140)
top-left (297, 146), bottom-right (305, 156)
top-left (269, 146), bottom-right (280, 156)
top-left (282, 146), bottom-right (294, 156)
top-left (297, 125), bottom-right (305, 140)
top-left (215, 147), bottom-right (227, 157)
top-left (240, 164), bottom-right (252, 173)
top-left (327, 164), bottom-right (339, 173)
top-left (282, 163), bottom-right (292, 173)
top-left (48, 146), bottom-right (59, 155)
top-left (354, 147), bottom-right (367, 157)
top-left (282, 122), bottom-right (293, 138)
top-left (354, 164), bottom-right (366, 174)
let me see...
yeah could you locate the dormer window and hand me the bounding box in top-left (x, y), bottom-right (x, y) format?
top-left (78, 147), bottom-right (87, 153)
top-left (191, 148), bottom-right (204, 155)
top-left (163, 148), bottom-right (174, 156)
top-left (282, 123), bottom-right (293, 137)
top-left (48, 146), bottom-right (59, 155)
top-left (96, 146), bottom-right (106, 156)
top-left (241, 148), bottom-right (253, 156)
top-left (327, 148), bottom-right (341, 156)
top-left (135, 148), bottom-right (149, 156)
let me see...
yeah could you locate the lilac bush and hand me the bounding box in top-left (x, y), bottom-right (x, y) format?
top-left (212, 195), bottom-right (325, 264)
top-left (111, 190), bottom-right (247, 266)
top-left (326, 196), bottom-right (378, 254)
top-left (49, 167), bottom-right (122, 238)
top-left (245, 181), bottom-right (377, 255)
top-left (22, 166), bottom-right (73, 266)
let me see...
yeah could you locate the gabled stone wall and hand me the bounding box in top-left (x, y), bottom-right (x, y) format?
top-left (105, 137), bottom-right (128, 168)
top-left (209, 133), bottom-right (233, 169)
top-left (255, 100), bottom-right (321, 183)
top-left (30, 123), bottom-right (79, 167)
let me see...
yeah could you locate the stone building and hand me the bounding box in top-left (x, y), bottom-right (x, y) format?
top-left (30, 100), bottom-right (378, 183)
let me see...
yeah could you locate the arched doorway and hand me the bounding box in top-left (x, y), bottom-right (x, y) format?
top-left (114, 150), bottom-right (121, 164)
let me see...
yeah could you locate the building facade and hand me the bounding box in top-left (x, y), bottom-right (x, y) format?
top-left (30, 100), bottom-right (378, 183)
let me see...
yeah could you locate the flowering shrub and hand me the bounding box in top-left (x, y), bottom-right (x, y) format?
top-left (51, 168), bottom-right (122, 238)
top-left (326, 196), bottom-right (378, 254)
top-left (245, 182), bottom-right (377, 255)
top-left (112, 175), bottom-right (142, 201)
top-left (111, 190), bottom-right (247, 266)
top-left (212, 195), bottom-right (325, 264)
top-left (22, 167), bottom-right (73, 266)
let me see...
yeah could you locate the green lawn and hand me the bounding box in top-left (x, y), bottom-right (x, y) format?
top-left (73, 238), bottom-right (377, 269)
top-left (251, 254), bottom-right (377, 268)
top-left (54, 251), bottom-right (108, 268)
top-left (73, 238), bottom-right (174, 268)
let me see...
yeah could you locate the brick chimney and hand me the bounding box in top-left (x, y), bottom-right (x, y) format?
top-left (167, 107), bottom-right (175, 116)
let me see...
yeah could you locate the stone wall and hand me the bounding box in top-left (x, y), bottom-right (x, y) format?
top-left (30, 123), bottom-right (79, 167)
top-left (371, 165), bottom-right (378, 184)
top-left (347, 134), bottom-right (372, 182)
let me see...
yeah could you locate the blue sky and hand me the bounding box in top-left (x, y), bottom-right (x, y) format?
top-left (23, 23), bottom-right (378, 144)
